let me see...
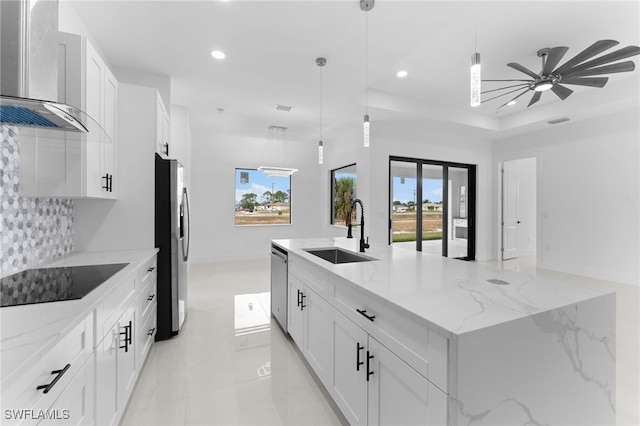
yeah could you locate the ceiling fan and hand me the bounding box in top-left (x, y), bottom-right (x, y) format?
top-left (482, 40), bottom-right (640, 109)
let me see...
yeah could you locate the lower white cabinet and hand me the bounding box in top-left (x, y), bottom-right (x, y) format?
top-left (288, 257), bottom-right (448, 426)
top-left (287, 274), bottom-right (331, 382)
top-left (95, 299), bottom-right (137, 426)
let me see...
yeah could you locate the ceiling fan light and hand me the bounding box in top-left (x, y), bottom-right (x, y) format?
top-left (534, 82), bottom-right (554, 92)
top-left (470, 52), bottom-right (481, 107)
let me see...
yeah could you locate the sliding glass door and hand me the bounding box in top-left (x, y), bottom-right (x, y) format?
top-left (390, 157), bottom-right (476, 260)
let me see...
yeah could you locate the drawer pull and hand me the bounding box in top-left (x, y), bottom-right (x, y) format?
top-left (147, 294), bottom-right (155, 302)
top-left (37, 364), bottom-right (71, 394)
top-left (120, 320), bottom-right (133, 352)
top-left (147, 266), bottom-right (155, 272)
top-left (300, 293), bottom-right (306, 310)
top-left (147, 327), bottom-right (156, 336)
top-left (356, 309), bottom-right (375, 322)
top-left (366, 351), bottom-right (374, 382)
top-left (356, 343), bottom-right (364, 371)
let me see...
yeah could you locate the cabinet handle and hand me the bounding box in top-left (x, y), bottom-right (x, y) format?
top-left (147, 294), bottom-right (155, 302)
top-left (147, 327), bottom-right (156, 337)
top-left (296, 290), bottom-right (302, 308)
top-left (366, 351), bottom-right (374, 382)
top-left (356, 343), bottom-right (364, 371)
top-left (300, 293), bottom-right (306, 311)
top-left (164, 143), bottom-right (169, 156)
top-left (102, 173), bottom-right (113, 192)
top-left (147, 266), bottom-right (155, 272)
top-left (356, 309), bottom-right (376, 322)
top-left (120, 320), bottom-right (133, 352)
top-left (36, 364), bottom-right (71, 394)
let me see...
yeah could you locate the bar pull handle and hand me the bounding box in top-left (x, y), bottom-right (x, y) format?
top-left (300, 293), bottom-right (306, 310)
top-left (297, 290), bottom-right (302, 308)
top-left (102, 174), bottom-right (113, 192)
top-left (120, 320), bottom-right (133, 352)
top-left (356, 309), bottom-right (375, 322)
top-left (356, 343), bottom-right (364, 371)
top-left (147, 266), bottom-right (155, 272)
top-left (366, 351), bottom-right (374, 382)
top-left (37, 364), bottom-right (71, 394)
top-left (147, 294), bottom-right (155, 302)
top-left (147, 327), bottom-right (156, 337)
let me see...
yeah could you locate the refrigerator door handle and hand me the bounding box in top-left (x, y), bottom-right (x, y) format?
top-left (182, 187), bottom-right (191, 261)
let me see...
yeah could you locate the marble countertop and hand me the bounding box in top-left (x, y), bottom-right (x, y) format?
top-left (273, 237), bottom-right (613, 337)
top-left (1, 249), bottom-right (158, 388)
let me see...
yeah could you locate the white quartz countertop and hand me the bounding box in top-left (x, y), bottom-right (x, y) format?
top-left (273, 238), bottom-right (613, 337)
top-left (1, 249), bottom-right (158, 388)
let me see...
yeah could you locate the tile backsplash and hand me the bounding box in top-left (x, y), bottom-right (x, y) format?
top-left (1, 126), bottom-right (73, 276)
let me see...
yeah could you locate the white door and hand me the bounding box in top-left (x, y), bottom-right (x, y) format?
top-left (329, 309), bottom-right (368, 425)
top-left (502, 163), bottom-right (520, 260)
top-left (367, 338), bottom-right (430, 425)
top-left (303, 286), bottom-right (330, 383)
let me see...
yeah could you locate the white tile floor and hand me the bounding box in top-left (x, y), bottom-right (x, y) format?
top-left (122, 257), bottom-right (639, 425)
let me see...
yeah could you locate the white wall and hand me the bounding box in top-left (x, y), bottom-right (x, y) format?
top-left (372, 123), bottom-right (494, 260)
top-left (494, 109), bottom-right (640, 286)
top-left (189, 130), bottom-right (338, 262)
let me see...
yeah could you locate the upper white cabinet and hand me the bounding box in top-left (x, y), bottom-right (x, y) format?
top-left (156, 93), bottom-right (170, 158)
top-left (19, 32), bottom-right (118, 199)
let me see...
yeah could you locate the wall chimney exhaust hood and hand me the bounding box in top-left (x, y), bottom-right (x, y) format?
top-left (0, 0), bottom-right (104, 137)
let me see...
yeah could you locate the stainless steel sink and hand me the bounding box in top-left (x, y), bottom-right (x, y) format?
top-left (304, 248), bottom-right (376, 264)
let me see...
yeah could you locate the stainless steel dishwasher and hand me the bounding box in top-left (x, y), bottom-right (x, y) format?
top-left (270, 244), bottom-right (288, 331)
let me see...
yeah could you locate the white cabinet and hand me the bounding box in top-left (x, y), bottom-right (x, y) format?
top-left (155, 93), bottom-right (170, 158)
top-left (136, 256), bottom-right (158, 368)
top-left (18, 31), bottom-right (119, 199)
top-left (287, 270), bottom-right (331, 383)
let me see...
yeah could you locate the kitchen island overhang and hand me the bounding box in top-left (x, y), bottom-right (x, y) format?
top-left (273, 237), bottom-right (615, 426)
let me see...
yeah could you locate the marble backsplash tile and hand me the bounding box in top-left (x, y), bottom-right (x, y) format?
top-left (1, 125), bottom-right (73, 276)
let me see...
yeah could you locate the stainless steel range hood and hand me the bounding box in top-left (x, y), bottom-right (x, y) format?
top-left (0, 0), bottom-right (93, 133)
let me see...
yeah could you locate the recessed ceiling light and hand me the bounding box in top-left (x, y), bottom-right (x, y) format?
top-left (211, 50), bottom-right (226, 59)
top-left (396, 70), bottom-right (408, 78)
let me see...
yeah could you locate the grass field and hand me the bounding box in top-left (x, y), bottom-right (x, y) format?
top-left (392, 211), bottom-right (442, 242)
top-left (235, 209), bottom-right (290, 225)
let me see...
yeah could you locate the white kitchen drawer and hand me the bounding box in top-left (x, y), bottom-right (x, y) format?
top-left (138, 256), bottom-right (157, 287)
top-left (95, 270), bottom-right (136, 344)
top-left (1, 315), bottom-right (91, 418)
top-left (289, 255), bottom-right (329, 298)
top-left (139, 274), bottom-right (157, 324)
top-left (138, 305), bottom-right (157, 367)
top-left (331, 276), bottom-right (449, 392)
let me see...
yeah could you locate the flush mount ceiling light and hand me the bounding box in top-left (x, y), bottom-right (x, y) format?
top-left (361, 0), bottom-right (374, 148)
top-left (481, 40), bottom-right (640, 109)
top-left (258, 126), bottom-right (298, 177)
top-left (211, 50), bottom-right (226, 59)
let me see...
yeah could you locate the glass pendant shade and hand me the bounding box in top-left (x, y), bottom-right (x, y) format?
top-left (318, 141), bottom-right (323, 164)
top-left (363, 114), bottom-right (370, 147)
top-left (470, 53), bottom-right (481, 107)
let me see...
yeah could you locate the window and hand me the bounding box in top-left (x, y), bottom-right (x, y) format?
top-left (235, 168), bottom-right (291, 226)
top-left (331, 164), bottom-right (356, 226)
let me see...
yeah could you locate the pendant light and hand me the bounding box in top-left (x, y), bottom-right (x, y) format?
top-left (317, 57), bottom-right (326, 164)
top-left (258, 126), bottom-right (298, 177)
top-left (361, 0), bottom-right (374, 147)
top-left (470, 3), bottom-right (481, 107)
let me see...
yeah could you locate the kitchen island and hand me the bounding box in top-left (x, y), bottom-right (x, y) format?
top-left (273, 237), bottom-right (615, 426)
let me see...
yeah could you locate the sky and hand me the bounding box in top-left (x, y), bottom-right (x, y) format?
top-left (235, 169), bottom-right (291, 204)
top-left (392, 177), bottom-right (443, 204)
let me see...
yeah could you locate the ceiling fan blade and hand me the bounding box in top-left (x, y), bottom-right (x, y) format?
top-left (527, 91), bottom-right (542, 107)
top-left (482, 83), bottom-right (530, 95)
top-left (553, 40), bottom-right (620, 75)
top-left (542, 46), bottom-right (569, 76)
top-left (507, 62), bottom-right (540, 79)
top-left (496, 88), bottom-right (532, 109)
top-left (563, 45), bottom-right (640, 75)
top-left (482, 79), bottom-right (532, 82)
top-left (482, 86), bottom-right (530, 104)
top-left (551, 84), bottom-right (573, 100)
top-left (560, 76), bottom-right (609, 87)
top-left (565, 61), bottom-right (635, 78)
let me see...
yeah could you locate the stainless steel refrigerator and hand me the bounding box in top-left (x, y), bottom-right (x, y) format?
top-left (155, 153), bottom-right (190, 340)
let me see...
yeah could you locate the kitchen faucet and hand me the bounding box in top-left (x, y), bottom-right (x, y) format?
top-left (347, 199), bottom-right (370, 253)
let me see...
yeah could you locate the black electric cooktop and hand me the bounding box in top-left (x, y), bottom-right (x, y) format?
top-left (0, 263), bottom-right (129, 308)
